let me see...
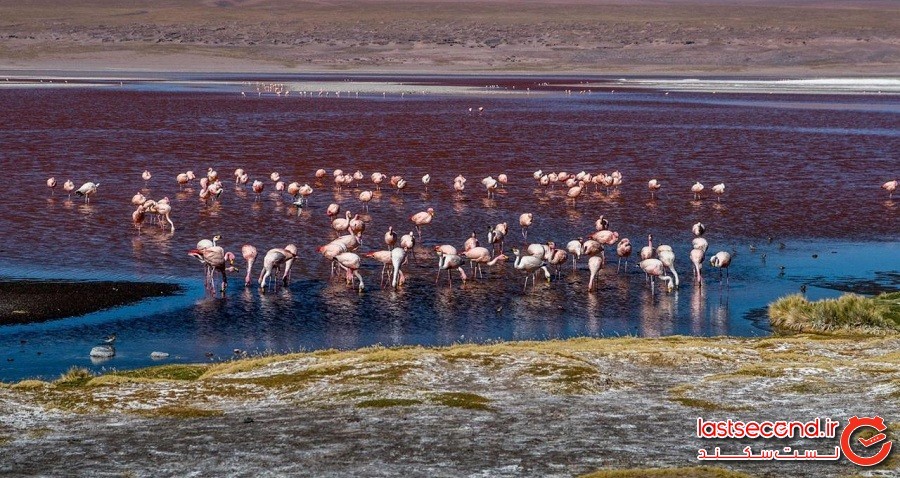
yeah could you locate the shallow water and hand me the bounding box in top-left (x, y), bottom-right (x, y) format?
top-left (0, 77), bottom-right (897, 381)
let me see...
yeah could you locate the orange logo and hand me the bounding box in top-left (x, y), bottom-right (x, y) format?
top-left (840, 416), bottom-right (893, 466)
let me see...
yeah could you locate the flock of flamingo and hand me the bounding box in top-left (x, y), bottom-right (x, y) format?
top-left (44, 170), bottom-right (898, 297)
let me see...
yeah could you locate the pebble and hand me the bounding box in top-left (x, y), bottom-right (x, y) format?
top-left (90, 345), bottom-right (115, 358)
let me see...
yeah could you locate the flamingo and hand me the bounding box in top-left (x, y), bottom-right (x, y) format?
top-left (63, 180), bottom-right (75, 198)
top-left (142, 170), bottom-right (152, 184)
top-left (238, 173), bottom-right (249, 187)
top-left (385, 226), bottom-right (397, 249)
top-left (371, 172), bottom-right (385, 190)
top-left (435, 251), bottom-right (468, 286)
top-left (463, 231), bottom-right (479, 252)
top-left (270, 172), bottom-right (280, 183)
top-left (453, 179), bottom-right (465, 196)
top-left (353, 170), bottom-right (364, 187)
top-left (258, 246), bottom-right (298, 290)
top-left (616, 238), bottom-right (632, 272)
top-left (548, 249), bottom-right (568, 278)
top-left (348, 214), bottom-right (366, 235)
top-left (365, 250), bottom-right (394, 286)
top-left (315, 169), bottom-right (327, 180)
top-left (207, 181), bottom-right (223, 201)
top-left (640, 258), bottom-right (674, 294)
top-left (298, 184), bottom-right (313, 205)
top-left (566, 184), bottom-right (583, 206)
top-left (132, 205), bottom-right (145, 234)
top-left (251, 180), bottom-right (264, 200)
top-left (359, 190), bottom-right (373, 211)
top-left (234, 168), bottom-right (245, 183)
top-left (275, 181), bottom-right (285, 196)
top-left (648, 179), bottom-right (661, 199)
top-left (712, 183), bottom-right (725, 201)
top-left (591, 230), bottom-right (619, 246)
top-left (511, 247), bottom-right (551, 292)
top-left (410, 208), bottom-right (434, 239)
top-left (463, 247), bottom-right (506, 278)
top-left (882, 180), bottom-right (898, 199)
top-left (527, 242), bottom-right (554, 261)
top-left (155, 198), bottom-right (175, 232)
top-left (497, 173), bottom-right (508, 188)
top-left (595, 216), bottom-right (609, 231)
top-left (390, 247), bottom-right (407, 288)
top-left (206, 168), bottom-right (218, 183)
top-left (640, 234), bottom-right (654, 260)
top-left (691, 181), bottom-right (704, 200)
top-left (690, 247), bottom-right (705, 284)
top-left (332, 211), bottom-right (352, 233)
top-left (519, 212), bottom-right (533, 239)
top-left (287, 182), bottom-right (301, 199)
top-left (566, 239), bottom-right (583, 270)
top-left (189, 246), bottom-right (236, 292)
top-left (75, 182), bottom-right (99, 203)
top-left (709, 251), bottom-right (733, 282)
top-left (326, 203), bottom-right (340, 218)
top-left (422, 174), bottom-right (431, 192)
top-left (487, 223), bottom-right (507, 255)
top-left (587, 255), bottom-right (604, 291)
top-left (657, 247), bottom-right (679, 287)
top-left (581, 239), bottom-right (603, 258)
top-left (334, 252), bottom-right (364, 291)
top-left (131, 192), bottom-right (146, 206)
top-left (241, 245), bottom-right (258, 286)
top-left (692, 222), bottom-right (706, 237)
top-left (482, 176), bottom-right (499, 199)
top-left (692, 237), bottom-right (709, 253)
top-left (46, 177), bottom-right (57, 195)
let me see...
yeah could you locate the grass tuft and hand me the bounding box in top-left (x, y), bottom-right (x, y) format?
top-left (356, 398), bottom-right (422, 408)
top-left (54, 367), bottom-right (94, 388)
top-left (769, 293), bottom-right (900, 335)
top-left (430, 392), bottom-right (492, 411)
top-left (136, 406), bottom-right (224, 419)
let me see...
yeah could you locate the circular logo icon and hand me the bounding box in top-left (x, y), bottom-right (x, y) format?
top-left (840, 416), bottom-right (893, 466)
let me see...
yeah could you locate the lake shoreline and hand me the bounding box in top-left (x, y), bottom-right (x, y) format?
top-left (0, 280), bottom-right (182, 325)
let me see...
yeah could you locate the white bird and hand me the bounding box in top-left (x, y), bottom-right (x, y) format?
top-left (74, 182), bottom-right (99, 203)
top-left (709, 251), bottom-right (733, 282)
top-left (712, 183), bottom-right (725, 201)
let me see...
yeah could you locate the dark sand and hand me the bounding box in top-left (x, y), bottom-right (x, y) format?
top-left (0, 280), bottom-right (182, 325)
top-left (0, 0), bottom-right (897, 75)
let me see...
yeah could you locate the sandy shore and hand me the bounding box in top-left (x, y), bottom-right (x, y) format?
top-left (0, 0), bottom-right (897, 76)
top-left (1, 335), bottom-right (897, 477)
top-left (0, 280), bottom-right (181, 325)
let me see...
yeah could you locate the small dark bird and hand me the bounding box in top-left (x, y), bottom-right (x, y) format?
top-left (104, 334), bottom-right (117, 344)
top-left (812, 254), bottom-right (818, 259)
top-left (800, 284), bottom-right (807, 293)
top-left (205, 352), bottom-right (214, 359)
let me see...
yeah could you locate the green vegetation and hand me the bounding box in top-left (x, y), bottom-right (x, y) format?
top-left (580, 466), bottom-right (753, 478)
top-left (769, 292), bottom-right (900, 335)
top-left (356, 398), bottom-right (423, 408)
top-left (430, 392), bottom-right (492, 411)
top-left (54, 367), bottom-right (94, 388)
top-left (112, 364), bottom-right (209, 381)
top-left (137, 406), bottom-right (224, 419)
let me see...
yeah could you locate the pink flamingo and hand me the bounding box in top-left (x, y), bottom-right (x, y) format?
top-left (616, 238), bottom-right (632, 272)
top-left (422, 174), bottom-right (431, 192)
top-left (359, 190), bottom-right (373, 211)
top-left (332, 211), bottom-right (352, 234)
top-left (334, 252), bottom-right (364, 291)
top-left (463, 247), bottom-right (507, 278)
top-left (463, 232), bottom-right (479, 251)
top-left (640, 234), bottom-right (654, 260)
top-left (142, 170), bottom-right (152, 185)
top-left (566, 239), bottom-right (583, 270)
top-left (712, 183), bottom-right (725, 201)
top-left (252, 180), bottom-right (264, 200)
top-left (63, 180), bottom-right (75, 198)
top-left (709, 251), bottom-right (732, 283)
top-left (691, 181), bottom-right (704, 200)
top-left (74, 182), bottom-right (99, 203)
top-left (519, 212), bottom-right (533, 239)
top-left (349, 214), bottom-right (366, 235)
top-left (587, 255), bottom-right (604, 291)
top-left (435, 251), bottom-right (468, 286)
top-left (640, 258), bottom-right (674, 294)
top-left (882, 180), bottom-right (898, 199)
top-left (385, 226), bottom-right (397, 249)
top-left (511, 247), bottom-right (551, 292)
top-left (242, 245), bottom-right (258, 286)
top-left (46, 177), bottom-right (57, 196)
top-left (648, 179), bottom-right (661, 199)
top-left (410, 208), bottom-right (434, 240)
top-left (371, 172), bottom-right (385, 190)
top-left (326, 203), bottom-right (340, 218)
top-left (365, 250), bottom-right (394, 286)
top-left (692, 222), bottom-right (706, 237)
top-left (690, 247), bottom-right (705, 284)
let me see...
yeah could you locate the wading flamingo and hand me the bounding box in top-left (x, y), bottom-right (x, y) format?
top-left (712, 183), bottom-right (725, 201)
top-left (63, 180), bottom-right (75, 198)
top-left (587, 255), bottom-right (604, 291)
top-left (511, 247), bottom-right (551, 292)
top-left (435, 251), bottom-right (468, 287)
top-left (334, 252), bottom-right (364, 291)
top-left (648, 179), bottom-right (661, 199)
top-left (616, 238), bottom-right (632, 272)
top-left (640, 258), bottom-right (674, 294)
top-left (75, 182), bottom-right (99, 203)
top-left (709, 251), bottom-right (733, 283)
top-left (410, 208), bottom-right (434, 240)
top-left (882, 180), bottom-right (898, 199)
top-left (242, 244), bottom-right (258, 286)
top-left (46, 177), bottom-right (56, 195)
top-left (691, 181), bottom-right (704, 200)
top-left (519, 212), bottom-right (533, 239)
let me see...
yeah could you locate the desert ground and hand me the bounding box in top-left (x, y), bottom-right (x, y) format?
top-left (0, 0), bottom-right (897, 75)
top-left (2, 335), bottom-right (899, 477)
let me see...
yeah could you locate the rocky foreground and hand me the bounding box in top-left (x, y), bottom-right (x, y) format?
top-left (1, 335), bottom-right (898, 477)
